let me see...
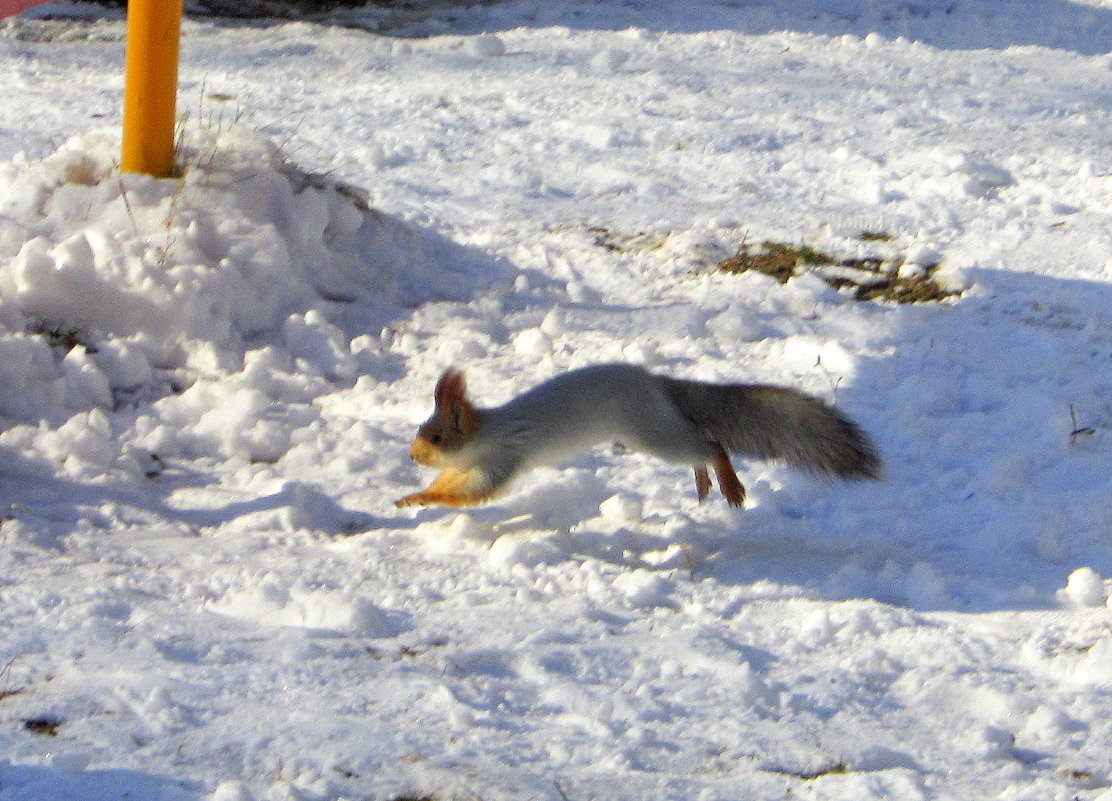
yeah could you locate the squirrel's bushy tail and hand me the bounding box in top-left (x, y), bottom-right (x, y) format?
top-left (661, 378), bottom-right (882, 480)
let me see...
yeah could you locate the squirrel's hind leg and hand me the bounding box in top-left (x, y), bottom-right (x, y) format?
top-left (395, 468), bottom-right (494, 508)
top-left (694, 466), bottom-right (711, 502)
top-left (712, 447), bottom-right (746, 507)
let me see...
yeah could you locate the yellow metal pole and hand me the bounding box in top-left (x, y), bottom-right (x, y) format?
top-left (120, 0), bottom-right (183, 177)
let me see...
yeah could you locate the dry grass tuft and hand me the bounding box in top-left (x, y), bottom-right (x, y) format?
top-left (717, 238), bottom-right (960, 304)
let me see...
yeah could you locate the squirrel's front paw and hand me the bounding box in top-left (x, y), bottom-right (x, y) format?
top-left (394, 489), bottom-right (493, 508)
top-left (394, 493), bottom-right (428, 508)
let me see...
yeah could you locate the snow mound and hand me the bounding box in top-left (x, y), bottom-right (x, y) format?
top-left (208, 577), bottom-right (407, 637)
top-left (0, 128), bottom-right (498, 431)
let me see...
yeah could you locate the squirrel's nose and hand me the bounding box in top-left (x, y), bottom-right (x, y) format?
top-left (408, 437), bottom-right (433, 465)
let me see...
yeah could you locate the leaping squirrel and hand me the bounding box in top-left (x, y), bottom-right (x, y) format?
top-left (395, 363), bottom-right (881, 508)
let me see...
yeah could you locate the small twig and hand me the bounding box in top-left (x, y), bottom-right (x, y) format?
top-left (116, 176), bottom-right (140, 237)
top-left (553, 779), bottom-right (572, 801)
top-left (814, 354), bottom-right (843, 401)
top-left (0, 655), bottom-right (23, 700)
top-left (763, 762), bottom-right (848, 780)
top-left (156, 176), bottom-right (187, 267)
top-left (1069, 404), bottom-right (1096, 446)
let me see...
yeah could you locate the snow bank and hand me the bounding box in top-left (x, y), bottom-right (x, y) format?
top-left (0, 128), bottom-right (500, 469)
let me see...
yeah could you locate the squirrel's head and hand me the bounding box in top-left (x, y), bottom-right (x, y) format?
top-left (409, 367), bottom-right (480, 466)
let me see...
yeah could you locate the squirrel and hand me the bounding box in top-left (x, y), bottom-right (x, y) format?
top-left (394, 363), bottom-right (881, 508)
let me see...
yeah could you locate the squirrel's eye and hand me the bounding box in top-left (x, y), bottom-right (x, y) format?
top-left (429, 434), bottom-right (442, 445)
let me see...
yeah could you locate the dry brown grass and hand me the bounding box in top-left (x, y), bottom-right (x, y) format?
top-left (717, 239), bottom-right (960, 304)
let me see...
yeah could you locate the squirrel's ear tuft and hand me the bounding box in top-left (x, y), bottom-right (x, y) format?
top-left (434, 367), bottom-right (468, 409)
top-left (433, 367), bottom-right (478, 436)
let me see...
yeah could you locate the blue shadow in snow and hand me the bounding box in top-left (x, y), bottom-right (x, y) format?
top-left (0, 760), bottom-right (201, 801)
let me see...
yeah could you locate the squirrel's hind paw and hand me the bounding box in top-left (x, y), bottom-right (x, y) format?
top-left (712, 448), bottom-right (747, 507)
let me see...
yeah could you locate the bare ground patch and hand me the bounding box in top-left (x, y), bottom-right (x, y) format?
top-left (718, 238), bottom-right (960, 304)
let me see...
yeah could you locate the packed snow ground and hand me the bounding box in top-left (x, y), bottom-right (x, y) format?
top-left (1, 1), bottom-right (1112, 799)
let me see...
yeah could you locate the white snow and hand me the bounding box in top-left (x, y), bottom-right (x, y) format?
top-left (464, 33), bottom-right (506, 58)
top-left (1, 1), bottom-right (1112, 799)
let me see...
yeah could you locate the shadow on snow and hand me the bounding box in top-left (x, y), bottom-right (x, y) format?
top-left (354, 0), bottom-right (1112, 56)
top-left (0, 760), bottom-right (201, 801)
